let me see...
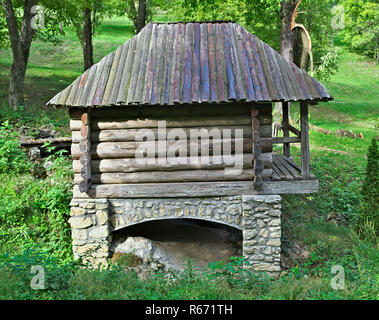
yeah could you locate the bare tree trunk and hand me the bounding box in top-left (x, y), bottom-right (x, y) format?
top-left (136, 0), bottom-right (147, 33)
top-left (2, 0), bottom-right (37, 109)
top-left (274, 1), bottom-right (297, 117)
top-left (83, 8), bottom-right (94, 71)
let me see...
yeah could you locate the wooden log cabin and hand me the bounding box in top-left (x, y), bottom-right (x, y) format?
top-left (48, 22), bottom-right (332, 198)
top-left (47, 22), bottom-right (333, 271)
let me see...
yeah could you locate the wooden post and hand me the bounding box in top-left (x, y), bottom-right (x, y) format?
top-left (282, 102), bottom-right (290, 158)
top-left (300, 101), bottom-right (310, 178)
top-left (79, 109), bottom-right (92, 192)
top-left (252, 106), bottom-right (263, 191)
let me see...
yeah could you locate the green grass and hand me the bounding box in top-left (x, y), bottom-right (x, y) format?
top-left (0, 17), bottom-right (378, 300)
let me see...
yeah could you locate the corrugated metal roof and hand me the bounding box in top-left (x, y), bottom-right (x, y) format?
top-left (47, 22), bottom-right (332, 107)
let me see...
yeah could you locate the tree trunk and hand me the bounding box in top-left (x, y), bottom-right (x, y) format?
top-left (280, 0), bottom-right (296, 61)
top-left (274, 1), bottom-right (297, 116)
top-left (2, 0), bottom-right (37, 109)
top-left (136, 0), bottom-right (147, 33)
top-left (8, 61), bottom-right (27, 109)
top-left (83, 8), bottom-right (94, 71)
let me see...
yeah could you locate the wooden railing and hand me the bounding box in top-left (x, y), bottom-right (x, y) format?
top-left (272, 101), bottom-right (310, 178)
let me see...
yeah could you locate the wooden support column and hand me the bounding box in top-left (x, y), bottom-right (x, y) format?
top-left (79, 109), bottom-right (92, 193)
top-left (300, 101), bottom-right (310, 178)
top-left (282, 102), bottom-right (290, 158)
top-left (252, 106), bottom-right (263, 191)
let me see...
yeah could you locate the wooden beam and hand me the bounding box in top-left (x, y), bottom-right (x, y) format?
top-left (282, 102), bottom-right (290, 157)
top-left (79, 109), bottom-right (91, 193)
top-left (300, 101), bottom-right (310, 178)
top-left (71, 179), bottom-right (319, 198)
top-left (271, 137), bottom-right (301, 144)
top-left (251, 106), bottom-right (263, 191)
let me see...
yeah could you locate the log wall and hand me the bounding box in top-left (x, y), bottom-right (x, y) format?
top-left (69, 103), bottom-right (273, 198)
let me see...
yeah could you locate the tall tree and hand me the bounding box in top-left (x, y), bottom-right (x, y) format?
top-left (1, 0), bottom-right (68, 109)
top-left (2, 0), bottom-right (38, 109)
top-left (71, 0), bottom-right (105, 71)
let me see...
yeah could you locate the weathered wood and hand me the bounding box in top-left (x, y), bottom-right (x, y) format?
top-left (69, 104), bottom-right (252, 119)
top-left (256, 113), bottom-right (273, 125)
top-left (258, 153), bottom-right (273, 169)
top-left (69, 115), bottom-right (251, 131)
top-left (71, 138), bottom-right (252, 159)
top-left (258, 137), bottom-right (273, 153)
top-left (73, 169), bottom-right (261, 184)
top-left (273, 154), bottom-right (294, 181)
top-left (259, 124), bottom-right (272, 138)
top-left (71, 176), bottom-right (319, 198)
top-left (287, 124), bottom-right (301, 137)
top-left (71, 126), bottom-right (252, 143)
top-left (78, 110), bottom-right (91, 193)
top-left (254, 176), bottom-right (263, 191)
top-left (282, 102), bottom-right (290, 157)
top-left (73, 154), bottom-right (254, 173)
top-left (265, 180), bottom-right (319, 194)
top-left (73, 181), bottom-right (256, 198)
top-left (300, 101), bottom-right (310, 178)
top-left (272, 137), bottom-right (301, 144)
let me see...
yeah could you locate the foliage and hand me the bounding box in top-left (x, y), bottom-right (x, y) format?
top-left (314, 47), bottom-right (341, 81)
top-left (356, 136), bottom-right (379, 240)
top-left (340, 0), bottom-right (379, 60)
top-left (0, 139), bottom-right (73, 261)
top-left (0, 121), bottom-right (30, 173)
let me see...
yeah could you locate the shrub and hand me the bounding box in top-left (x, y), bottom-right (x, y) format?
top-left (0, 121), bottom-right (30, 173)
top-left (356, 136), bottom-right (379, 240)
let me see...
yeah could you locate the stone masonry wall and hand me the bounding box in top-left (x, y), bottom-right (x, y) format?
top-left (242, 195), bottom-right (282, 275)
top-left (69, 195), bottom-right (282, 275)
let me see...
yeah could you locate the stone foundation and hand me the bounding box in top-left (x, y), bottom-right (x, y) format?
top-left (69, 195), bottom-right (281, 274)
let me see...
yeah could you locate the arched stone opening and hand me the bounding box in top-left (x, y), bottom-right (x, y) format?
top-left (110, 218), bottom-right (243, 270)
top-left (69, 195), bottom-right (282, 275)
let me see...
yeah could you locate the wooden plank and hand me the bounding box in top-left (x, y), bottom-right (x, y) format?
top-left (71, 138), bottom-right (253, 159)
top-left (273, 155), bottom-right (294, 180)
top-left (71, 125), bottom-right (252, 143)
top-left (272, 161), bottom-right (286, 180)
top-left (276, 155), bottom-right (302, 180)
top-left (282, 102), bottom-right (290, 157)
top-left (288, 124), bottom-right (301, 137)
top-left (73, 154), bottom-right (254, 173)
top-left (300, 101), bottom-right (310, 178)
top-left (73, 181), bottom-right (256, 198)
top-left (271, 137), bottom-right (301, 144)
top-left (74, 169), bottom-right (256, 184)
top-left (265, 180), bottom-right (319, 194)
top-left (69, 115), bottom-right (251, 131)
top-left (283, 156), bottom-right (317, 180)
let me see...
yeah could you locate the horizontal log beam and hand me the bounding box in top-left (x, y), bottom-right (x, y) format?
top-left (69, 104), bottom-right (252, 119)
top-left (72, 154), bottom-right (254, 173)
top-left (72, 181), bottom-right (256, 198)
top-left (70, 115), bottom-right (251, 131)
top-left (71, 126), bottom-right (252, 143)
top-left (73, 169), bottom-right (268, 184)
top-left (72, 179), bottom-right (319, 198)
top-left (71, 138), bottom-right (253, 159)
top-left (271, 137), bottom-right (301, 144)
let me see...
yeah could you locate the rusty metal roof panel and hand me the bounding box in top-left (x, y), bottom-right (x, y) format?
top-left (47, 22), bottom-right (333, 107)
